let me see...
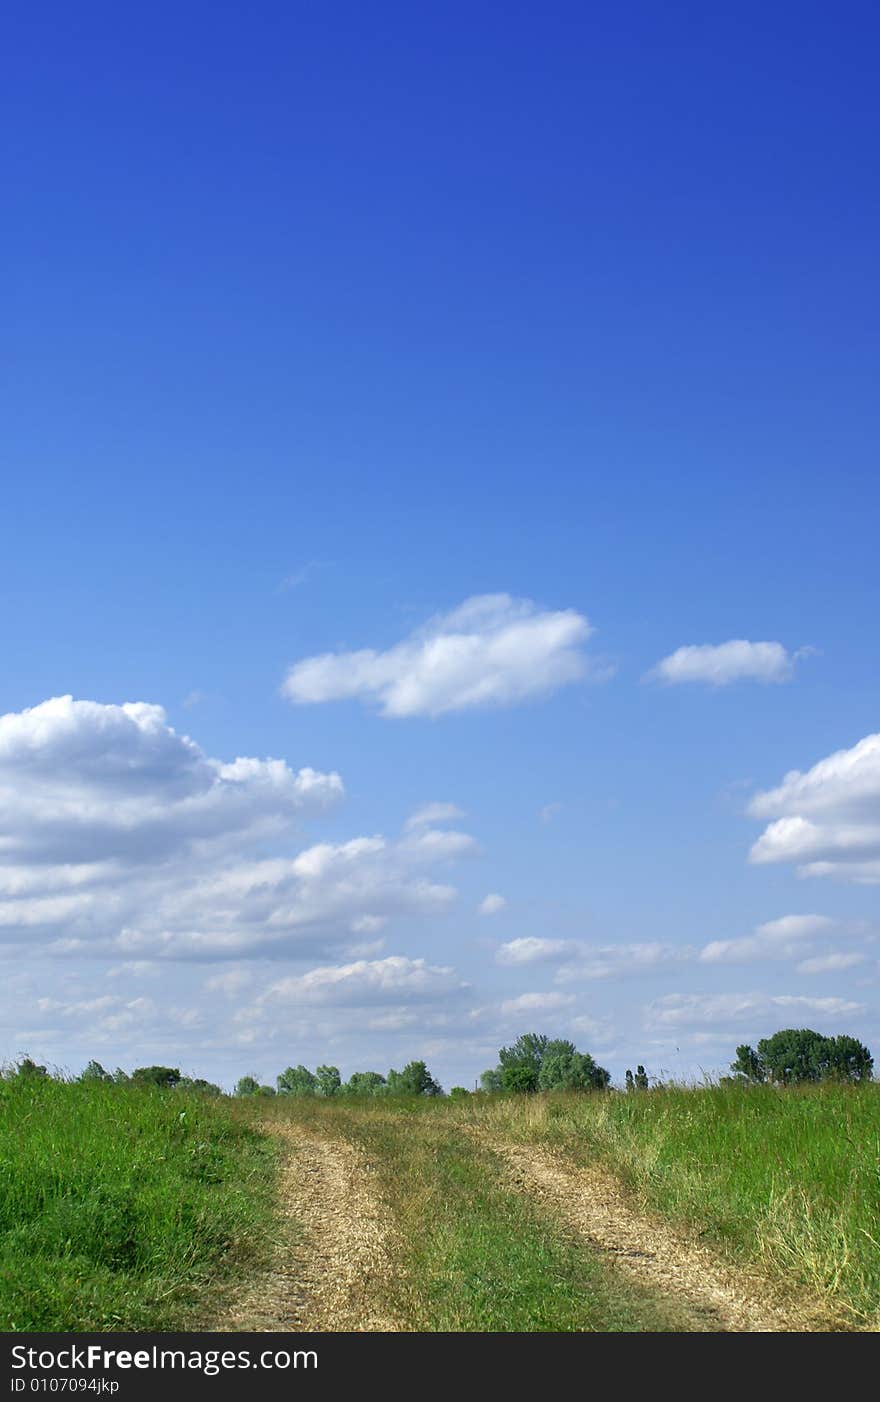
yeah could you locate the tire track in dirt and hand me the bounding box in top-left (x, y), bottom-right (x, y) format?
top-left (493, 1140), bottom-right (828, 1333)
top-left (219, 1121), bottom-right (400, 1332)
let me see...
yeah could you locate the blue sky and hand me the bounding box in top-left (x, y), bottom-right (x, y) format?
top-left (3, 3), bottom-right (879, 1088)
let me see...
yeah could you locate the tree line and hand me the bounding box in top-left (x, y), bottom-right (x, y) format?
top-left (2, 1025), bottom-right (873, 1096)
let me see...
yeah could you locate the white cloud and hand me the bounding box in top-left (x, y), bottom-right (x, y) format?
top-left (556, 942), bottom-right (690, 982)
top-left (500, 991), bottom-right (576, 1016)
top-left (478, 893), bottom-right (506, 916)
top-left (0, 695), bottom-right (342, 867)
top-left (496, 937), bottom-right (574, 966)
top-left (748, 733), bottom-right (880, 882)
top-left (645, 640), bottom-right (803, 687)
top-left (0, 696), bottom-right (476, 962)
top-left (700, 914), bottom-right (838, 964)
top-left (646, 991), bottom-right (864, 1030)
top-left (257, 956), bottom-right (466, 1007)
top-left (281, 594), bottom-right (603, 717)
top-left (539, 803), bottom-right (563, 824)
top-left (795, 952), bottom-right (868, 976)
top-left (404, 802), bottom-right (464, 830)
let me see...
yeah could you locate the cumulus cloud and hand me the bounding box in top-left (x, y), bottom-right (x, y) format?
top-left (495, 937), bottom-right (575, 966)
top-left (281, 594), bottom-right (603, 717)
top-left (500, 991), bottom-right (576, 1016)
top-left (700, 914), bottom-right (838, 964)
top-left (748, 732), bottom-right (880, 881)
top-left (0, 696), bottom-right (476, 962)
top-left (478, 893), bottom-right (506, 916)
top-left (646, 991), bottom-right (864, 1030)
top-left (645, 640), bottom-right (804, 687)
top-left (496, 937), bottom-right (689, 980)
top-left (257, 956), bottom-right (466, 1006)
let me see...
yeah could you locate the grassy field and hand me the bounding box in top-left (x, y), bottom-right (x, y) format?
top-left (459, 1081), bottom-right (880, 1328)
top-left (0, 1075), bottom-right (277, 1330)
top-left (3, 1077), bottom-right (879, 1331)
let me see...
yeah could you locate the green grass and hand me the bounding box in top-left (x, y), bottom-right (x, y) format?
top-left (0, 1076), bottom-right (277, 1331)
top-left (468, 1081), bottom-right (880, 1328)
top-left (264, 1096), bottom-right (695, 1332)
top-left (6, 1076), bottom-right (879, 1331)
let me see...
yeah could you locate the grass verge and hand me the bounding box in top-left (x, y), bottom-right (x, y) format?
top-left (0, 1076), bottom-right (277, 1331)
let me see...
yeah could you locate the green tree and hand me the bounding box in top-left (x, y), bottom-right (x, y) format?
top-left (277, 1065), bottom-right (318, 1096)
top-left (131, 1065), bottom-right (181, 1089)
top-left (480, 1067), bottom-right (503, 1092)
top-left (757, 1028), bottom-right (873, 1084)
top-left (494, 1032), bottom-right (609, 1093)
top-left (80, 1060), bottom-right (112, 1083)
top-left (315, 1065), bottom-right (342, 1098)
top-left (625, 1069), bottom-right (635, 1093)
top-left (730, 1044), bottom-right (765, 1083)
top-left (635, 1065), bottom-right (650, 1091)
top-left (498, 1033), bottom-right (548, 1093)
top-left (178, 1077), bottom-right (222, 1095)
top-left (343, 1071), bottom-right (387, 1097)
top-left (448, 1086), bottom-right (470, 1100)
top-left (825, 1034), bottom-right (873, 1082)
top-left (235, 1075), bottom-right (261, 1096)
top-left (538, 1040), bottom-right (610, 1091)
top-left (385, 1061), bottom-right (443, 1096)
top-left (12, 1057), bottom-right (48, 1080)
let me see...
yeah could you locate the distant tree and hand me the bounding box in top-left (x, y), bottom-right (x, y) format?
top-left (730, 1044), bottom-right (765, 1083)
top-left (13, 1057), bottom-right (48, 1080)
top-left (824, 1034), bottom-right (873, 1082)
top-left (343, 1071), bottom-right (387, 1097)
top-left (448, 1086), bottom-right (470, 1100)
top-left (235, 1075), bottom-right (277, 1096)
top-left (498, 1033), bottom-right (548, 1093)
top-left (385, 1061), bottom-right (443, 1096)
top-left (731, 1030), bottom-right (873, 1085)
top-left (538, 1040), bottom-right (610, 1091)
top-left (480, 1067), bottom-right (503, 1093)
top-left (112, 1067), bottom-right (131, 1085)
top-left (493, 1033), bottom-right (609, 1094)
top-left (131, 1066), bottom-right (181, 1089)
top-left (178, 1077), bottom-right (222, 1096)
top-left (635, 1065), bottom-right (650, 1091)
top-left (758, 1029), bottom-right (873, 1085)
top-left (315, 1065), bottom-right (342, 1098)
top-left (277, 1065), bottom-right (318, 1096)
top-left (80, 1060), bottom-right (112, 1083)
top-left (401, 1060), bottom-right (443, 1096)
top-left (625, 1069), bottom-right (635, 1093)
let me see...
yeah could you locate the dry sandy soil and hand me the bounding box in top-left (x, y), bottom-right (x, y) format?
top-left (218, 1120), bottom-right (399, 1332)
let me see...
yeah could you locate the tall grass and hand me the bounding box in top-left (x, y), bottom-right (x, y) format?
top-left (0, 1076), bottom-right (277, 1331)
top-left (468, 1081), bottom-right (880, 1327)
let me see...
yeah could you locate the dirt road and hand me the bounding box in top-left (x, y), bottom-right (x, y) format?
top-left (218, 1120), bottom-right (399, 1332)
top-left (220, 1117), bottom-right (828, 1333)
top-left (493, 1139), bottom-right (823, 1332)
